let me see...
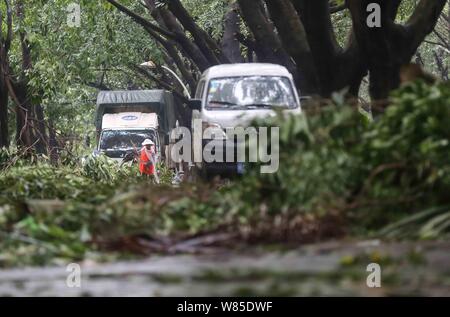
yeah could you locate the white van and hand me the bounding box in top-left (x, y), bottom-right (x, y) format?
top-left (188, 63), bottom-right (302, 175)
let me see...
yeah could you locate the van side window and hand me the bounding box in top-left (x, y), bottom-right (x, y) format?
top-left (195, 80), bottom-right (205, 99)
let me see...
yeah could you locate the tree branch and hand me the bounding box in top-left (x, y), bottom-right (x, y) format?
top-left (143, 0), bottom-right (211, 72)
top-left (237, 0), bottom-right (298, 80)
top-left (406, 0), bottom-right (448, 54)
top-left (3, 0), bottom-right (13, 54)
top-left (221, 2), bottom-right (244, 63)
top-left (105, 0), bottom-right (175, 39)
top-left (330, 3), bottom-right (347, 14)
top-left (132, 65), bottom-right (189, 103)
top-left (167, 0), bottom-right (227, 64)
top-left (265, 0), bottom-right (319, 94)
top-left (292, 0), bottom-right (342, 95)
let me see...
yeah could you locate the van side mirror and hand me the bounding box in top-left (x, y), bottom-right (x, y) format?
top-left (188, 99), bottom-right (202, 111)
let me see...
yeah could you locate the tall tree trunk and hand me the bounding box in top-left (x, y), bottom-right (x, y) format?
top-left (347, 0), bottom-right (446, 100)
top-left (10, 82), bottom-right (33, 148)
top-left (0, 73), bottom-right (8, 147)
top-left (48, 119), bottom-right (59, 165)
top-left (238, 0), bottom-right (300, 85)
top-left (221, 2), bottom-right (244, 63)
top-left (334, 35), bottom-right (367, 97)
top-left (265, 0), bottom-right (320, 95)
top-left (155, 5), bottom-right (212, 72)
top-left (292, 0), bottom-right (342, 96)
top-left (13, 0), bottom-right (48, 153)
top-left (0, 0), bottom-right (12, 147)
top-left (143, 0), bottom-right (198, 91)
top-left (106, 0), bottom-right (447, 102)
top-left (167, 0), bottom-right (229, 64)
top-left (108, 0), bottom-right (212, 72)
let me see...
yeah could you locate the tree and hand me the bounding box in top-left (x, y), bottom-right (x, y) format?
top-left (0, 0), bottom-right (48, 152)
top-left (418, 3), bottom-right (449, 80)
top-left (106, 0), bottom-right (447, 101)
top-left (347, 0), bottom-right (447, 99)
top-left (1, 0), bottom-right (446, 152)
top-left (1, 0), bottom-right (160, 151)
top-left (0, 0), bottom-right (12, 147)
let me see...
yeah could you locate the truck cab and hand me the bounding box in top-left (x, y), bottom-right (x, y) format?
top-left (97, 112), bottom-right (161, 163)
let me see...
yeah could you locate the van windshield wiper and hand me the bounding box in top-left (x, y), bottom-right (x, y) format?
top-left (209, 101), bottom-right (283, 110)
top-left (242, 103), bottom-right (273, 109)
top-left (209, 100), bottom-right (235, 105)
top-left (209, 100), bottom-right (237, 107)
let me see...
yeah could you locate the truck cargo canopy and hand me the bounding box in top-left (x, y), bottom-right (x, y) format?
top-left (102, 112), bottom-right (159, 130)
top-left (97, 90), bottom-right (166, 106)
top-left (95, 90), bottom-right (176, 133)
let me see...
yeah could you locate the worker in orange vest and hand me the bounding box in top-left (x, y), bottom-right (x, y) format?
top-left (139, 139), bottom-right (157, 179)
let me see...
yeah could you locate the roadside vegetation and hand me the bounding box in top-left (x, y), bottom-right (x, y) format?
top-left (1, 80), bottom-right (449, 268)
top-left (0, 0), bottom-right (448, 273)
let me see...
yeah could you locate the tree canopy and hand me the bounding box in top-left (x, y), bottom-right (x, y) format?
top-left (105, 0), bottom-right (448, 99)
top-left (0, 0), bottom-right (448, 153)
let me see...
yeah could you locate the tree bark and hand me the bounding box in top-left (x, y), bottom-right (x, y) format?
top-left (155, 5), bottom-right (212, 72)
top-left (48, 119), bottom-right (59, 165)
top-left (347, 0), bottom-right (446, 100)
top-left (0, 75), bottom-right (8, 147)
top-left (167, 0), bottom-right (229, 64)
top-left (292, 0), bottom-right (341, 96)
top-left (265, 0), bottom-right (320, 95)
top-left (106, 0), bottom-right (447, 103)
top-left (334, 35), bottom-right (367, 97)
top-left (238, 0), bottom-right (300, 84)
top-left (406, 0), bottom-right (448, 54)
top-left (0, 0), bottom-right (12, 147)
top-left (12, 0), bottom-right (48, 153)
top-left (221, 2), bottom-right (244, 63)
top-left (109, 0), bottom-right (212, 72)
top-left (143, 0), bottom-right (198, 92)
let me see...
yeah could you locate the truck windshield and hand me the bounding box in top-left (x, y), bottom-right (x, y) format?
top-left (99, 130), bottom-right (156, 150)
top-left (206, 76), bottom-right (298, 110)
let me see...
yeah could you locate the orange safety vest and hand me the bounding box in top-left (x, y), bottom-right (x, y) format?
top-left (139, 146), bottom-right (155, 175)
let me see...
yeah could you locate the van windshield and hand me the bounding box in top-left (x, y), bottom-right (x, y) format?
top-left (206, 76), bottom-right (298, 110)
top-left (99, 130), bottom-right (156, 151)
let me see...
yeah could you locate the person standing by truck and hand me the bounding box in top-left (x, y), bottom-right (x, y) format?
top-left (139, 139), bottom-right (159, 182)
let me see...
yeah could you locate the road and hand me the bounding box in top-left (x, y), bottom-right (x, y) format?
top-left (1, 240), bottom-right (449, 296)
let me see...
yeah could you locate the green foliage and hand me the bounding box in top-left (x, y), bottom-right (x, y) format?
top-left (181, 0), bottom-right (229, 40)
top-left (3, 0), bottom-right (160, 140)
top-left (0, 147), bottom-right (50, 170)
top-left (248, 81), bottom-right (450, 235)
top-left (359, 82), bottom-right (450, 199)
top-left (0, 148), bottom-right (16, 170)
top-left (232, 81), bottom-right (450, 237)
top-left (81, 155), bottom-right (134, 183)
top-left (156, 163), bottom-right (176, 185)
top-left (0, 155), bottom-right (144, 267)
top-left (379, 205), bottom-right (450, 240)
top-left (354, 81), bottom-right (450, 234)
top-left (244, 104), bottom-right (364, 215)
top-left (1, 81), bottom-right (450, 268)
